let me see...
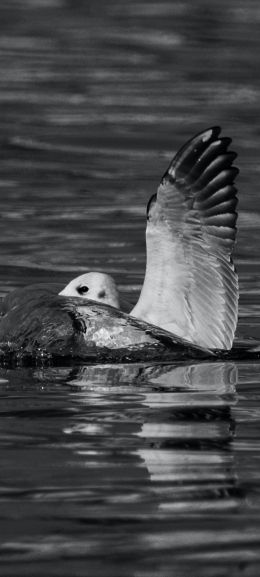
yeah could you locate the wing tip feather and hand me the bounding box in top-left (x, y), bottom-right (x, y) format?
top-left (142, 126), bottom-right (239, 352)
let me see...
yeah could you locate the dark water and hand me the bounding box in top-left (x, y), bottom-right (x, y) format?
top-left (0, 1), bottom-right (260, 575)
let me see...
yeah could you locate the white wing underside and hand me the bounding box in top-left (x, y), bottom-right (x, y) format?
top-left (131, 127), bottom-right (239, 350)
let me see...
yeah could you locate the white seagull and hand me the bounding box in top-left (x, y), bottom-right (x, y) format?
top-left (0, 127), bottom-right (239, 361)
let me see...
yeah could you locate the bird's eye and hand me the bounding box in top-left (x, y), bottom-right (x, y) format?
top-left (77, 285), bottom-right (89, 295)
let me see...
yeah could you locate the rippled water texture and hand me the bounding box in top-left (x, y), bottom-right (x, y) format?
top-left (0, 1), bottom-right (260, 575)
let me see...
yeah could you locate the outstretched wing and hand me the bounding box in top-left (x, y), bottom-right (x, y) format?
top-left (131, 127), bottom-right (239, 350)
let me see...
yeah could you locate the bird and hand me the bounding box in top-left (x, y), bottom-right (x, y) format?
top-left (0, 126), bottom-right (239, 363)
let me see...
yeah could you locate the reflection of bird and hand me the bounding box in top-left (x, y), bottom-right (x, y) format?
top-left (0, 127), bottom-right (239, 362)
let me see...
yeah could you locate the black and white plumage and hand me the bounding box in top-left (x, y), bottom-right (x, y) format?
top-left (131, 127), bottom-right (239, 350)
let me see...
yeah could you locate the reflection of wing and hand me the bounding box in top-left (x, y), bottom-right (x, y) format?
top-left (131, 127), bottom-right (239, 350)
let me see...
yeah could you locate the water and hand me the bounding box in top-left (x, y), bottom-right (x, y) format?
top-left (0, 1), bottom-right (260, 575)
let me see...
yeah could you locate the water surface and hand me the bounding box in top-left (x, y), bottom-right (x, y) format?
top-left (0, 1), bottom-right (260, 576)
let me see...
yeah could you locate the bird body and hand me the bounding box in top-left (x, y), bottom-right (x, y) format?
top-left (0, 287), bottom-right (211, 362)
